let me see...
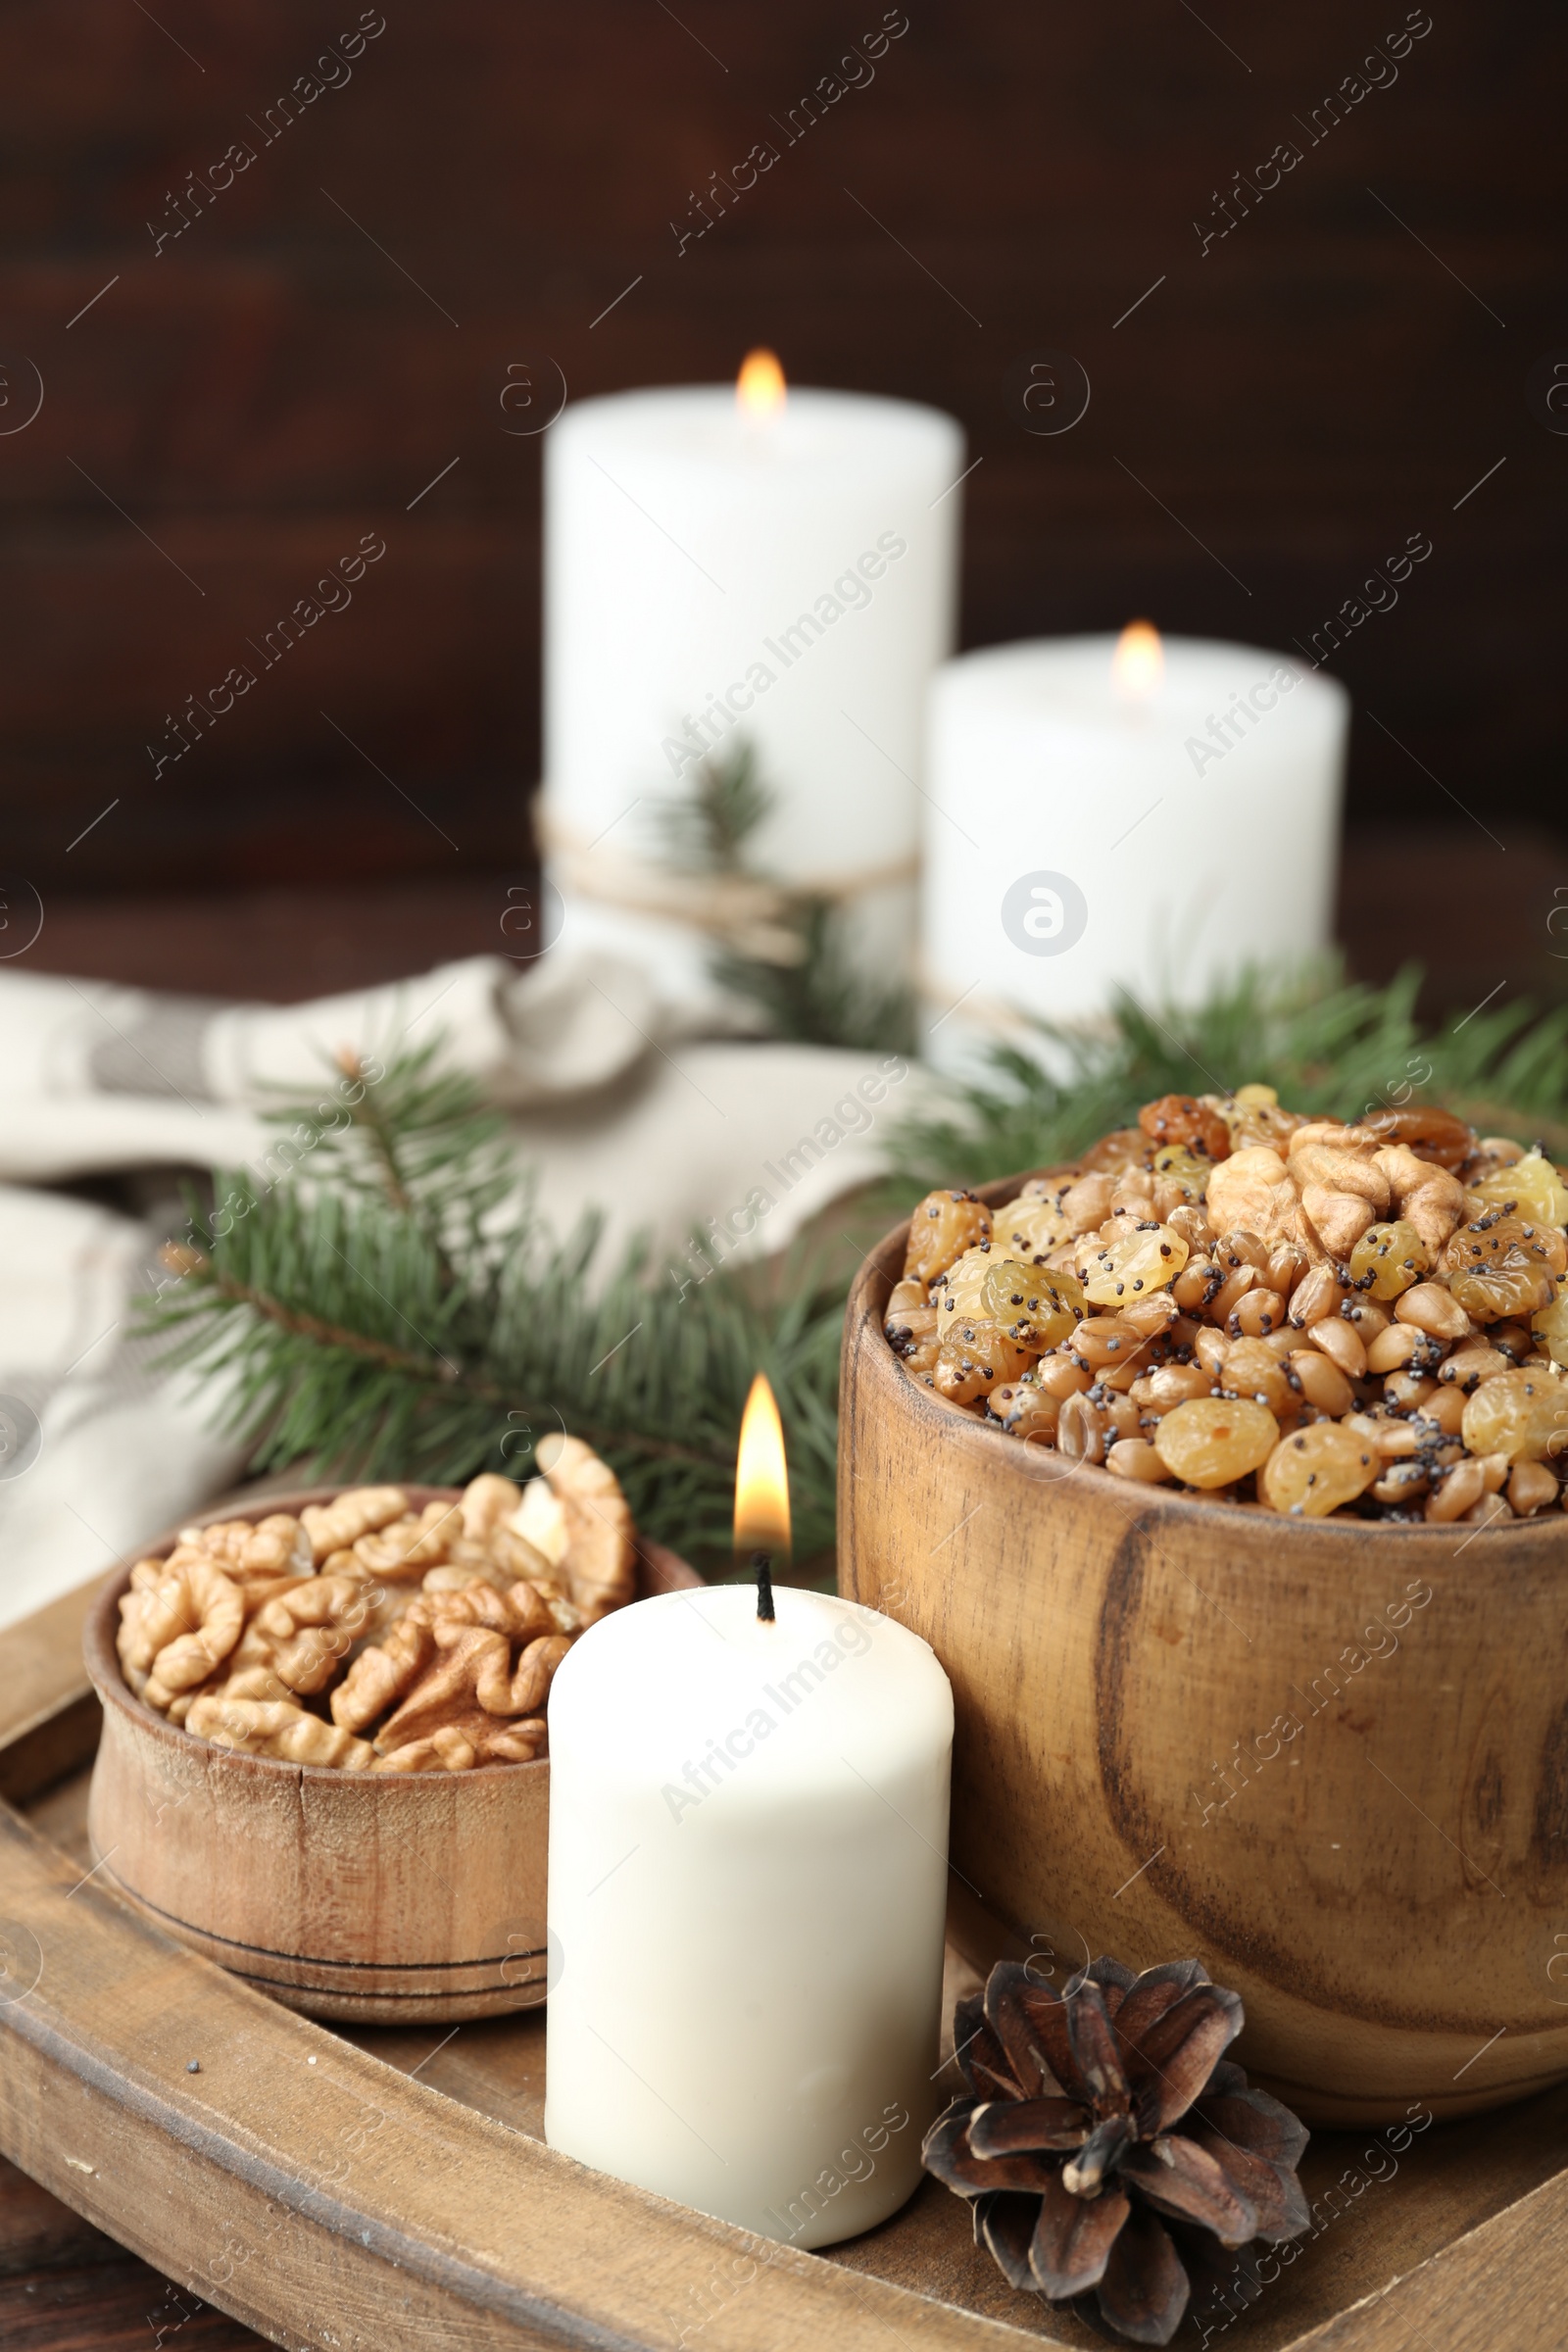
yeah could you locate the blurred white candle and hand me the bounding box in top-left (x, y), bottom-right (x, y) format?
top-left (919, 629), bottom-right (1349, 1071)
top-left (543, 360), bottom-right (962, 1008)
top-left (545, 1381), bottom-right (953, 2246)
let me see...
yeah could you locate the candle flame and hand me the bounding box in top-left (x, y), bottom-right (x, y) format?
top-left (736, 348), bottom-right (786, 419)
top-left (1113, 619), bottom-right (1164, 701)
top-left (734, 1372), bottom-right (791, 1560)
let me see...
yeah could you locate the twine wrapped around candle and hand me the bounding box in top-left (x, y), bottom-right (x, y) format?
top-left (541, 381), bottom-right (960, 1010)
top-left (535, 800), bottom-right (918, 968)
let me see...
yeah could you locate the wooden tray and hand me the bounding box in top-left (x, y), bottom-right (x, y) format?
top-left (1, 1572), bottom-right (1565, 2351)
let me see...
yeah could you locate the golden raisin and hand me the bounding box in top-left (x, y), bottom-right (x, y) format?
top-left (1353, 1104), bottom-right (1475, 1170)
top-left (1260, 1423), bottom-right (1379, 1516)
top-left (1223, 1084), bottom-right (1302, 1152)
top-left (933, 1246), bottom-right (994, 1320)
top-left (977, 1258), bottom-right (1075, 1348)
top-left (1152, 1396), bottom-right (1279, 1488)
top-left (1460, 1366), bottom-right (1568, 1463)
top-left (991, 1196), bottom-right (1069, 1263)
top-left (1082, 1222), bottom-right (1191, 1306)
top-left (1468, 1148), bottom-right (1568, 1228)
top-left (987, 1270), bottom-right (1086, 1345)
top-left (934, 1320), bottom-right (1032, 1405)
top-left (1138, 1094), bottom-right (1232, 1161)
top-left (1152, 1145), bottom-right (1211, 1200)
top-left (1029, 1267), bottom-right (1086, 1345)
top-left (1080, 1126), bottom-right (1152, 1174)
top-left (1445, 1214), bottom-right (1561, 1324)
top-left (1533, 1293), bottom-right (1568, 1369)
top-left (1521, 1217), bottom-right (1565, 1275)
top-left (1348, 1219), bottom-right (1430, 1300)
top-left (905, 1190), bottom-right (991, 1286)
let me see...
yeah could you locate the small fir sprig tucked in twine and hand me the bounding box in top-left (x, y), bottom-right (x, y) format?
top-left (656, 740), bottom-right (914, 1054)
top-left (138, 1045), bottom-right (841, 1563)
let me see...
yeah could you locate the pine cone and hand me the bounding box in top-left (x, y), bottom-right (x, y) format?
top-left (923, 1955), bottom-right (1309, 2346)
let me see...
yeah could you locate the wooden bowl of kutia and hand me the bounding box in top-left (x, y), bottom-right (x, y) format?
top-left (83, 1444), bottom-right (698, 2023)
top-left (838, 1084), bottom-right (1568, 2126)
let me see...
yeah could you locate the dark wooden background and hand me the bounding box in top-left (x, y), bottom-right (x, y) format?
top-left (1, 0), bottom-right (1564, 1009)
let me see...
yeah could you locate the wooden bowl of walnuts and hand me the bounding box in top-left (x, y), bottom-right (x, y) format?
top-left (838, 1085), bottom-right (1568, 2126)
top-left (84, 1444), bottom-right (698, 2022)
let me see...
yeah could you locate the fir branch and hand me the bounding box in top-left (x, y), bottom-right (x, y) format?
top-left (163, 1250), bottom-right (729, 1474)
top-left (140, 966), bottom-right (1568, 1579)
top-left (892, 961), bottom-right (1568, 1188)
top-left (140, 1088), bottom-right (842, 1563)
top-left (279, 1042), bottom-right (514, 1220)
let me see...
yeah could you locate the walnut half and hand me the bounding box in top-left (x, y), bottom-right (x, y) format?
top-left (122, 1454), bottom-right (636, 1771)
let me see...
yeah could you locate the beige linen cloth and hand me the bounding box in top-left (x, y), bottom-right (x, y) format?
top-left (0, 952), bottom-right (921, 1631)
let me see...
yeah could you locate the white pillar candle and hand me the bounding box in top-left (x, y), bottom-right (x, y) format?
top-left (919, 630), bottom-right (1349, 1072)
top-left (542, 366), bottom-right (962, 1010)
top-left (544, 1582), bottom-right (954, 2245)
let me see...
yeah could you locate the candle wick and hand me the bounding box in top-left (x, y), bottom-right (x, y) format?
top-left (752, 1549), bottom-right (775, 1623)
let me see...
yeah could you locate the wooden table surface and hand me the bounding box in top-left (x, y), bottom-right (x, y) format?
top-left (15, 826), bottom-right (1568, 1020)
top-left (0, 2153), bottom-right (266, 2349)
